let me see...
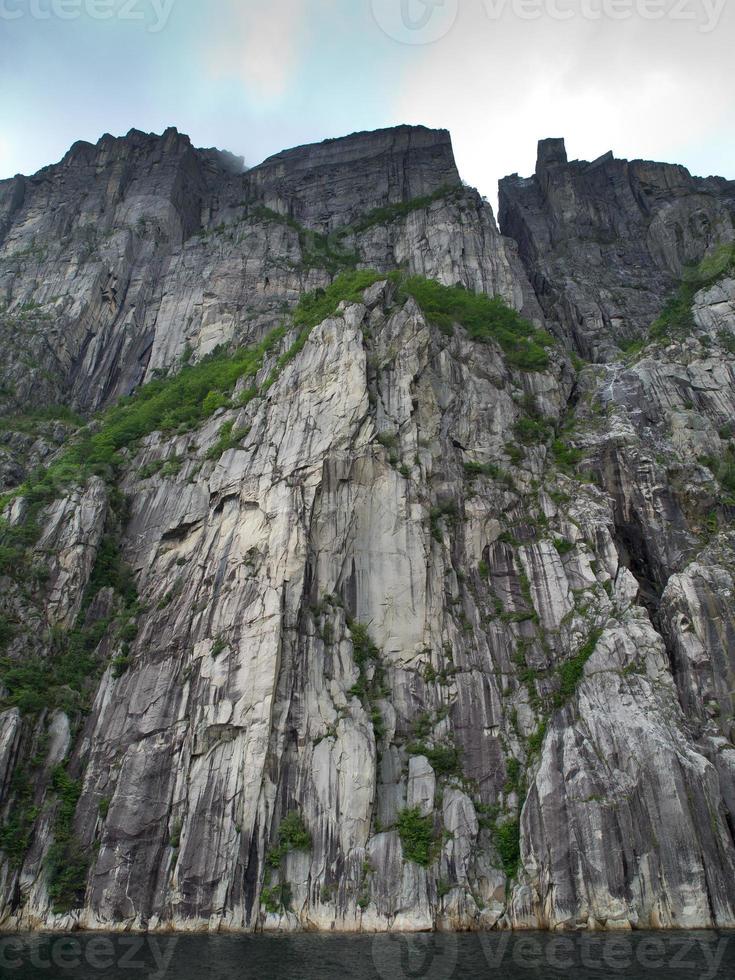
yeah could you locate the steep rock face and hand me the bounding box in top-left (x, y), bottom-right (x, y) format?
top-left (0, 127), bottom-right (734, 934)
top-left (498, 152), bottom-right (735, 929)
top-left (499, 138), bottom-right (735, 360)
top-left (0, 124), bottom-right (532, 420)
top-left (247, 125), bottom-right (461, 228)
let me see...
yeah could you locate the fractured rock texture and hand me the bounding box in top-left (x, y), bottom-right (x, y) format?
top-left (0, 128), bottom-right (734, 933)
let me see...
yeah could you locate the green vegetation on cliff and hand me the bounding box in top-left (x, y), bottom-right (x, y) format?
top-left (651, 243), bottom-right (735, 341)
top-left (0, 520), bottom-right (139, 716)
top-left (493, 818), bottom-right (521, 878)
top-left (0, 271), bottom-right (389, 514)
top-left (399, 276), bottom-right (552, 370)
top-left (45, 765), bottom-right (88, 914)
top-left (251, 186), bottom-right (462, 274)
top-left (1, 269), bottom-right (551, 529)
top-left (343, 185), bottom-right (462, 235)
top-left (396, 807), bottom-right (437, 867)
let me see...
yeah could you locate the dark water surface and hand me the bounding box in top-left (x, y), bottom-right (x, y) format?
top-left (0, 931), bottom-right (733, 979)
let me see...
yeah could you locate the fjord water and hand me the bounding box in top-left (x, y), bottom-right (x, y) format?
top-left (2, 932), bottom-right (734, 979)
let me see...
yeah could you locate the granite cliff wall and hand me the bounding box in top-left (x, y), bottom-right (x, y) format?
top-left (0, 127), bottom-right (734, 933)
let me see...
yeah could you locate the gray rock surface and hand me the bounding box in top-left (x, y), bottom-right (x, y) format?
top-left (0, 125), bottom-right (534, 416)
top-left (0, 126), bottom-right (734, 934)
top-left (499, 138), bottom-right (735, 360)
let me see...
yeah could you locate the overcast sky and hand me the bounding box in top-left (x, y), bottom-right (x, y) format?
top-left (1, 0), bottom-right (733, 211)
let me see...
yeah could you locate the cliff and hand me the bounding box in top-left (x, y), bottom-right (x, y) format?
top-left (499, 138), bottom-right (735, 361)
top-left (0, 127), bottom-right (734, 933)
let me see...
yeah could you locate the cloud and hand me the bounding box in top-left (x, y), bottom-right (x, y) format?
top-left (1, 0), bottom-right (732, 207)
top-left (387, 4), bottom-right (735, 209)
top-left (203, 0), bottom-right (312, 102)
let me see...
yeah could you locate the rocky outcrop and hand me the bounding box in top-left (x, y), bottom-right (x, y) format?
top-left (0, 126), bottom-right (734, 934)
top-left (247, 125), bottom-right (461, 228)
top-left (499, 138), bottom-right (735, 360)
top-left (0, 125), bottom-right (533, 417)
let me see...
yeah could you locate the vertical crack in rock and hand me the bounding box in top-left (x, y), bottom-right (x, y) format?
top-left (0, 127), bottom-right (734, 932)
